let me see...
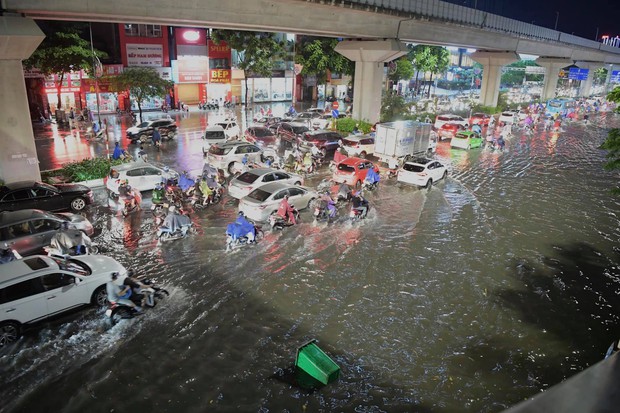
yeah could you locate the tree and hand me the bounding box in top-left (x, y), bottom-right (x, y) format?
top-left (409, 45), bottom-right (449, 97)
top-left (388, 57), bottom-right (415, 85)
top-left (211, 30), bottom-right (285, 106)
top-left (295, 37), bottom-right (354, 85)
top-left (600, 86), bottom-right (620, 193)
top-left (380, 92), bottom-right (413, 122)
top-left (24, 22), bottom-right (107, 110)
top-left (112, 67), bottom-right (173, 122)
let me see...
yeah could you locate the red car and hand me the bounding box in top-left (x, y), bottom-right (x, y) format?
top-left (469, 112), bottom-right (491, 126)
top-left (332, 157), bottom-right (379, 187)
top-left (244, 126), bottom-right (278, 146)
top-left (437, 123), bottom-right (464, 140)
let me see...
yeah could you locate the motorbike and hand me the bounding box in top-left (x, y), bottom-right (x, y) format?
top-left (45, 243), bottom-right (99, 257)
top-left (349, 202), bottom-right (370, 222)
top-left (362, 180), bottom-right (379, 191)
top-left (313, 200), bottom-right (337, 222)
top-left (105, 278), bottom-right (169, 325)
top-left (157, 221), bottom-right (194, 242)
top-left (269, 207), bottom-right (300, 230)
top-left (225, 224), bottom-right (264, 251)
top-left (121, 189), bottom-right (142, 216)
top-left (191, 185), bottom-right (224, 209)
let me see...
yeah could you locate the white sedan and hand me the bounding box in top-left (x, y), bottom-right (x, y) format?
top-left (238, 182), bottom-right (318, 222)
top-left (397, 158), bottom-right (447, 189)
top-left (228, 168), bottom-right (304, 200)
top-left (105, 162), bottom-right (179, 195)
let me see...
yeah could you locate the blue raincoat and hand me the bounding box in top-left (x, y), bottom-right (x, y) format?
top-left (112, 144), bottom-right (123, 160)
top-left (178, 173), bottom-right (195, 191)
top-left (365, 168), bottom-right (380, 184)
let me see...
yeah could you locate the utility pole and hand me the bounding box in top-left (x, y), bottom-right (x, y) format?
top-left (595, 27), bottom-right (599, 41)
top-left (88, 22), bottom-right (101, 126)
top-left (554, 11), bottom-right (559, 31)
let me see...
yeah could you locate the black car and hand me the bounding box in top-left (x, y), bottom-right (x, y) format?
top-left (126, 119), bottom-right (178, 144)
top-left (0, 181), bottom-right (94, 212)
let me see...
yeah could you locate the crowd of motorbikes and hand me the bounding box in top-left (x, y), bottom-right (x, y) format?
top-left (198, 99), bottom-right (234, 111)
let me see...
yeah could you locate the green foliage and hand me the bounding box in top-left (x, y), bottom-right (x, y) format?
top-left (600, 87), bottom-right (620, 194)
top-left (112, 67), bottom-right (173, 121)
top-left (296, 37), bottom-right (353, 84)
top-left (42, 158), bottom-right (124, 183)
top-left (380, 92), bottom-right (414, 122)
top-left (336, 118), bottom-right (373, 135)
top-left (24, 22), bottom-right (107, 109)
top-left (212, 30), bottom-right (285, 76)
top-left (594, 67), bottom-right (608, 84)
top-left (388, 57), bottom-right (415, 83)
top-left (408, 45), bottom-right (450, 97)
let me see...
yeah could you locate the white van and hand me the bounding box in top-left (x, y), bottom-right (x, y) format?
top-left (0, 255), bottom-right (126, 345)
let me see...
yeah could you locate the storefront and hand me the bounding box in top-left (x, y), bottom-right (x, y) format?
top-left (242, 75), bottom-right (294, 104)
top-left (44, 72), bottom-right (82, 113)
top-left (81, 65), bottom-right (124, 114)
top-left (172, 28), bottom-right (209, 105)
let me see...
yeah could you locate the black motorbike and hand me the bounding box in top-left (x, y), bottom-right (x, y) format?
top-left (105, 278), bottom-right (169, 325)
top-left (269, 207), bottom-right (300, 230)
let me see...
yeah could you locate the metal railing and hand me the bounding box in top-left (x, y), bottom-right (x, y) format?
top-left (305, 0), bottom-right (620, 55)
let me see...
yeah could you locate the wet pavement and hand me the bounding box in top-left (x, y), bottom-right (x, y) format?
top-left (4, 108), bottom-right (620, 413)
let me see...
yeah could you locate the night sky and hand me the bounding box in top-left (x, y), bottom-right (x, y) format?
top-left (444, 0), bottom-right (619, 40)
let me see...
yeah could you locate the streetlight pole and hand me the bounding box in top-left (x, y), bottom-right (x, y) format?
top-left (88, 22), bottom-right (101, 127)
top-left (554, 11), bottom-right (559, 31)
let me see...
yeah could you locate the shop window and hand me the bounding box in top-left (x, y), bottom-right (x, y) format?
top-left (125, 24), bottom-right (162, 38)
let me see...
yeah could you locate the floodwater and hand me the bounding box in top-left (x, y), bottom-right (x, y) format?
top-left (4, 110), bottom-right (620, 413)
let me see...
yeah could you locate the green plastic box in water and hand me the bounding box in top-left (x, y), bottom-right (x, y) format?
top-left (295, 340), bottom-right (340, 385)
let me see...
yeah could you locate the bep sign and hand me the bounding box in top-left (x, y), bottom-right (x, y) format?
top-left (611, 70), bottom-right (620, 83)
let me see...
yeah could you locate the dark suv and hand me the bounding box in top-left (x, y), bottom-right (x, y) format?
top-left (126, 119), bottom-right (178, 144)
top-left (299, 130), bottom-right (343, 155)
top-left (276, 122), bottom-right (310, 143)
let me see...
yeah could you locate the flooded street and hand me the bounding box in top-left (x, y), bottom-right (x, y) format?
top-left (4, 110), bottom-right (620, 413)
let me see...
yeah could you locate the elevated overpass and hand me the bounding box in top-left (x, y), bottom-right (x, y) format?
top-left (1, 0), bottom-right (619, 182)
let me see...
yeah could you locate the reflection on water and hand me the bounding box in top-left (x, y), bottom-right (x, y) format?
top-left (5, 113), bottom-right (620, 413)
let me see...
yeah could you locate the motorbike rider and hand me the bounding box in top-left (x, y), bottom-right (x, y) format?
top-left (319, 190), bottom-right (337, 218)
top-left (162, 205), bottom-right (191, 234)
top-left (151, 127), bottom-right (162, 148)
top-left (277, 194), bottom-right (297, 225)
top-left (351, 191), bottom-right (369, 218)
top-left (152, 181), bottom-right (165, 205)
top-left (497, 136), bottom-right (506, 151)
top-left (303, 151), bottom-right (313, 172)
top-left (106, 272), bottom-right (141, 312)
top-left (0, 242), bottom-right (21, 264)
top-left (236, 211), bottom-right (256, 243)
top-left (198, 177), bottom-right (215, 205)
top-left (471, 123), bottom-right (482, 135)
top-left (388, 155), bottom-right (399, 177)
top-left (49, 221), bottom-right (92, 255)
top-left (118, 180), bottom-right (139, 210)
top-left (310, 143), bottom-right (322, 159)
top-left (336, 182), bottom-right (352, 201)
top-left (363, 167), bottom-right (380, 188)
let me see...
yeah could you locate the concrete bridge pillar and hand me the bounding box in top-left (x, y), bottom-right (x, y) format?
top-left (470, 51), bottom-right (519, 107)
top-left (536, 58), bottom-right (573, 101)
top-left (575, 62), bottom-right (603, 98)
top-left (0, 16), bottom-right (45, 184)
top-left (605, 64), bottom-right (618, 94)
top-left (335, 39), bottom-right (408, 124)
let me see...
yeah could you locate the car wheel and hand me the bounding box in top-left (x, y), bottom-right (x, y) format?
top-left (294, 181), bottom-right (301, 186)
top-left (255, 229), bottom-right (265, 241)
top-left (91, 286), bottom-right (108, 306)
top-left (228, 162), bottom-right (236, 174)
top-left (71, 197), bottom-right (86, 211)
top-left (0, 322), bottom-right (20, 346)
top-left (359, 151), bottom-right (367, 159)
top-left (167, 131), bottom-right (175, 139)
top-left (425, 179), bottom-right (433, 190)
top-left (442, 170), bottom-right (448, 181)
top-left (307, 197), bottom-right (316, 210)
top-left (139, 133), bottom-right (148, 143)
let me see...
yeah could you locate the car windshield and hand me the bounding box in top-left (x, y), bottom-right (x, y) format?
top-left (342, 139), bottom-right (357, 146)
top-left (236, 172), bottom-right (260, 184)
top-left (337, 164), bottom-right (355, 173)
top-left (252, 128), bottom-right (273, 138)
top-left (403, 163), bottom-right (425, 172)
top-left (454, 133), bottom-right (468, 139)
top-left (247, 188), bottom-right (272, 202)
top-left (208, 146), bottom-right (232, 156)
top-left (292, 125), bottom-right (309, 134)
top-left (50, 256), bottom-right (92, 276)
top-left (502, 112), bottom-right (514, 116)
top-left (137, 122), bottom-right (150, 128)
top-left (205, 131), bottom-right (224, 140)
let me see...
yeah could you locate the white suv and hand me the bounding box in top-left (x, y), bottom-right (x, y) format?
top-left (206, 142), bottom-right (263, 174)
top-left (105, 162), bottom-right (179, 195)
top-left (0, 255), bottom-right (127, 345)
top-left (214, 119), bottom-right (241, 140)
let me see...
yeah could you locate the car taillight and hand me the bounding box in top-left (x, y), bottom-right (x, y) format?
top-left (417, 172), bottom-right (428, 176)
top-left (103, 177), bottom-right (108, 184)
top-left (258, 205), bottom-right (267, 210)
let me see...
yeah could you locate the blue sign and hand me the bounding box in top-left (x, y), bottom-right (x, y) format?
top-left (611, 70), bottom-right (620, 83)
top-left (568, 68), bottom-right (589, 81)
top-left (332, 109), bottom-right (339, 118)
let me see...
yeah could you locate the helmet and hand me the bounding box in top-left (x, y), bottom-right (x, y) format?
top-left (238, 211), bottom-right (245, 216)
top-left (284, 194), bottom-right (289, 200)
top-left (0, 242), bottom-right (9, 251)
top-left (111, 272), bottom-right (119, 280)
top-left (169, 205), bottom-right (176, 213)
top-left (60, 221), bottom-right (70, 230)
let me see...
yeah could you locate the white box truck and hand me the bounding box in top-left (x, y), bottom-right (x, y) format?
top-left (374, 121), bottom-right (436, 164)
